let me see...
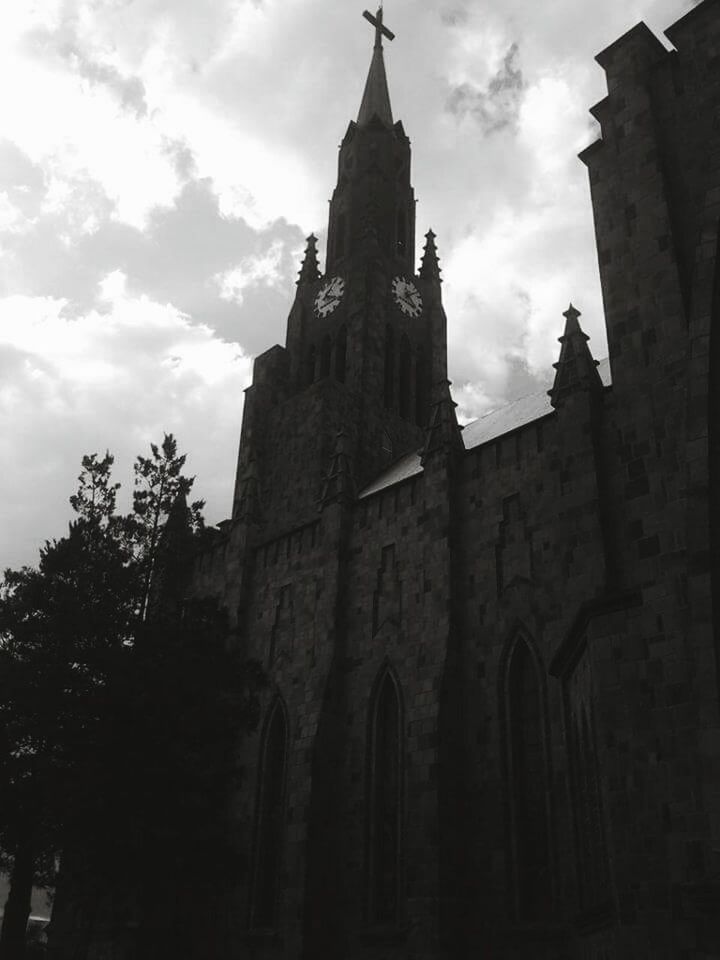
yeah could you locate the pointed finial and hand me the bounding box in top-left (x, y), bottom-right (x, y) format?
top-left (562, 302), bottom-right (582, 334)
top-left (421, 380), bottom-right (463, 465)
top-left (319, 430), bottom-right (356, 508)
top-left (297, 234), bottom-right (321, 285)
top-left (420, 229), bottom-right (442, 283)
top-left (548, 303), bottom-right (602, 408)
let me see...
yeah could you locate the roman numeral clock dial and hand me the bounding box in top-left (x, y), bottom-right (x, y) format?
top-left (314, 276), bottom-right (345, 317)
top-left (392, 276), bottom-right (423, 317)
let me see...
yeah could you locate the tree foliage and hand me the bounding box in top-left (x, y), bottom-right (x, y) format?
top-left (132, 435), bottom-right (204, 620)
top-left (0, 435), bottom-right (263, 957)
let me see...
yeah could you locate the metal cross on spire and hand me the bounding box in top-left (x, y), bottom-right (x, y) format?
top-left (357, 5), bottom-right (395, 126)
top-left (362, 6), bottom-right (395, 48)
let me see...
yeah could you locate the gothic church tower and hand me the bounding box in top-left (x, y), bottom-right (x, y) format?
top-left (231, 7), bottom-right (447, 541)
top-left (47, 4), bottom-right (720, 959)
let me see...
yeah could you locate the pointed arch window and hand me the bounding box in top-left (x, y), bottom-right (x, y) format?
top-left (251, 699), bottom-right (288, 929)
top-left (384, 326), bottom-right (395, 410)
top-left (320, 335), bottom-right (332, 379)
top-left (398, 335), bottom-right (411, 420)
top-left (306, 345), bottom-right (316, 386)
top-left (567, 693), bottom-right (609, 913)
top-left (579, 709), bottom-right (607, 908)
top-left (368, 668), bottom-right (402, 924)
top-left (335, 325), bottom-right (347, 383)
top-left (505, 636), bottom-right (551, 922)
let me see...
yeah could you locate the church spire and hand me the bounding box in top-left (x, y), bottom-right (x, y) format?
top-left (357, 7), bottom-right (395, 127)
top-left (420, 229), bottom-right (442, 284)
top-left (548, 304), bottom-right (603, 408)
top-left (297, 234), bottom-right (321, 285)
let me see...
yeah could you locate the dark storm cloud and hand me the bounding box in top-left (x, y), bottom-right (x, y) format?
top-left (80, 178), bottom-right (303, 352)
top-left (0, 145), bottom-right (303, 355)
top-left (0, 163), bottom-right (113, 302)
top-left (446, 43), bottom-right (525, 135)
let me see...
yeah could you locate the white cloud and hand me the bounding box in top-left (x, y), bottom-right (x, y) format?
top-left (152, 93), bottom-right (324, 231)
top-left (0, 0), bottom-right (681, 570)
top-left (0, 193), bottom-right (31, 234)
top-left (0, 293), bottom-right (252, 570)
top-left (518, 75), bottom-right (592, 182)
top-left (0, 16), bottom-right (181, 231)
top-left (216, 239), bottom-right (285, 304)
top-left (99, 269), bottom-right (127, 301)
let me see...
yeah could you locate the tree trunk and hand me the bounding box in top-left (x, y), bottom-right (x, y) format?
top-left (0, 841), bottom-right (34, 960)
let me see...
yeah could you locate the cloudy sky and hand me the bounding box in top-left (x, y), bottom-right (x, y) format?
top-left (0, 0), bottom-right (694, 571)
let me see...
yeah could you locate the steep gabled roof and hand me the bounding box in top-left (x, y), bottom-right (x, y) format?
top-left (358, 359), bottom-right (612, 499)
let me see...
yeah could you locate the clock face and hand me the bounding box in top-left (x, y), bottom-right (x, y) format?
top-left (392, 276), bottom-right (423, 318)
top-left (315, 276), bottom-right (345, 318)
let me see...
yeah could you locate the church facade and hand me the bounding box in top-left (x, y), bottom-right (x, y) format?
top-left (51, 2), bottom-right (720, 958)
top-left (188, 4), bottom-right (720, 958)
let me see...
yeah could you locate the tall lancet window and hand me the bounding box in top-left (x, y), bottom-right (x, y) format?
top-left (335, 212), bottom-right (347, 260)
top-left (415, 346), bottom-right (427, 427)
top-left (396, 208), bottom-right (407, 258)
top-left (320, 335), bottom-right (332, 379)
top-left (571, 704), bottom-right (609, 912)
top-left (506, 636), bottom-right (551, 922)
top-left (335, 325), bottom-right (347, 383)
top-left (398, 335), bottom-right (411, 420)
top-left (384, 326), bottom-right (395, 410)
top-left (368, 668), bottom-right (402, 924)
top-left (306, 345), bottom-right (316, 386)
top-left (251, 699), bottom-right (288, 929)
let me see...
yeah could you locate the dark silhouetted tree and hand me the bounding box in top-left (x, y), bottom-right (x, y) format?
top-left (0, 440), bottom-right (263, 959)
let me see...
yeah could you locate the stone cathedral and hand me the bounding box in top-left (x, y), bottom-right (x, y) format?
top-left (51, 1), bottom-right (720, 958)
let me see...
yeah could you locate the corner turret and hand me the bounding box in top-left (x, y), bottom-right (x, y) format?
top-left (297, 234), bottom-right (321, 286)
top-left (548, 304), bottom-right (603, 408)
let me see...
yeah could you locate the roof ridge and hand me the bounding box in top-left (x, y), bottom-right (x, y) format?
top-left (466, 355), bottom-right (611, 429)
